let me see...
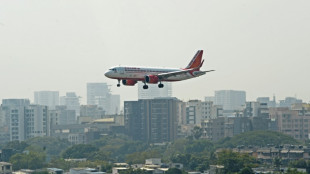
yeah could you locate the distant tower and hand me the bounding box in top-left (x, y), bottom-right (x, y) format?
top-left (138, 82), bottom-right (172, 99)
top-left (60, 92), bottom-right (80, 117)
top-left (214, 90), bottom-right (246, 111)
top-left (34, 91), bottom-right (59, 109)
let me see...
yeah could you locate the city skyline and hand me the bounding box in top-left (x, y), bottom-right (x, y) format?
top-left (0, 1), bottom-right (310, 103)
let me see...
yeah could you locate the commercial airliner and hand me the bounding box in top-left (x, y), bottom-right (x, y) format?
top-left (104, 50), bottom-right (214, 89)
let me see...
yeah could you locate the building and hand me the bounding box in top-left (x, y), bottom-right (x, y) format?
top-left (0, 162), bottom-right (12, 174)
top-left (80, 105), bottom-right (105, 119)
top-left (138, 82), bottom-right (172, 99)
top-left (269, 107), bottom-right (310, 140)
top-left (1, 100), bottom-right (48, 141)
top-left (186, 100), bottom-right (214, 126)
top-left (25, 105), bottom-right (48, 139)
top-left (87, 83), bottom-right (119, 115)
top-left (124, 98), bottom-right (183, 143)
top-left (214, 90), bottom-right (246, 111)
top-left (60, 92), bottom-right (80, 117)
top-left (279, 97), bottom-right (303, 108)
top-left (49, 106), bottom-right (76, 127)
top-left (1, 99), bottom-right (30, 141)
top-left (110, 95), bottom-right (120, 115)
top-left (34, 91), bottom-right (59, 110)
top-left (243, 102), bottom-right (269, 118)
top-left (256, 96), bottom-right (276, 108)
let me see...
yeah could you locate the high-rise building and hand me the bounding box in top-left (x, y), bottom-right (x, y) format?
top-left (87, 83), bottom-right (120, 115)
top-left (110, 95), bottom-right (121, 115)
top-left (1, 99), bottom-right (30, 141)
top-left (1, 99), bottom-right (48, 141)
top-left (124, 98), bottom-right (183, 143)
top-left (205, 96), bottom-right (215, 102)
top-left (87, 83), bottom-right (110, 105)
top-left (25, 105), bottom-right (48, 139)
top-left (34, 91), bottom-right (59, 109)
top-left (214, 90), bottom-right (246, 111)
top-left (49, 106), bottom-right (76, 126)
top-left (60, 92), bottom-right (80, 117)
top-left (186, 100), bottom-right (214, 126)
top-left (138, 82), bottom-right (172, 99)
top-left (87, 83), bottom-right (112, 113)
top-left (279, 97), bottom-right (302, 108)
top-left (256, 96), bottom-right (276, 108)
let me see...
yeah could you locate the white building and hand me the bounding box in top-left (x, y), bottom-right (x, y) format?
top-left (138, 82), bottom-right (172, 99)
top-left (186, 100), bottom-right (215, 126)
top-left (214, 90), bottom-right (246, 111)
top-left (1, 100), bottom-right (48, 141)
top-left (34, 91), bottom-right (59, 110)
top-left (60, 92), bottom-right (80, 117)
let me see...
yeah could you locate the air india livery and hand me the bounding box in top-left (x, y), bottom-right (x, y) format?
top-left (104, 50), bottom-right (214, 89)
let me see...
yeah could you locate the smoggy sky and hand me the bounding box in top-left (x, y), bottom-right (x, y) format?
top-left (0, 0), bottom-right (309, 104)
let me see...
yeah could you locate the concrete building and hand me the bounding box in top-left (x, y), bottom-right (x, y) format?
top-left (270, 107), bottom-right (310, 140)
top-left (138, 82), bottom-right (172, 99)
top-left (87, 83), bottom-right (120, 115)
top-left (0, 162), bottom-right (12, 174)
top-left (243, 102), bottom-right (269, 118)
top-left (256, 96), bottom-right (276, 108)
top-left (214, 90), bottom-right (246, 111)
top-left (279, 97), bottom-right (303, 108)
top-left (49, 106), bottom-right (76, 127)
top-left (124, 98), bottom-right (183, 143)
top-left (34, 91), bottom-right (59, 110)
top-left (110, 95), bottom-right (120, 115)
top-left (80, 105), bottom-right (105, 119)
top-left (186, 100), bottom-right (214, 126)
top-left (25, 105), bottom-right (48, 139)
top-left (1, 100), bottom-right (48, 141)
top-left (60, 92), bottom-right (80, 117)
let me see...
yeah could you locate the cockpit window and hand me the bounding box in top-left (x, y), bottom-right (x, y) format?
top-left (109, 68), bottom-right (117, 72)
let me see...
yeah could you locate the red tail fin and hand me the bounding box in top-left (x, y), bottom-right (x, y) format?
top-left (185, 50), bottom-right (203, 69)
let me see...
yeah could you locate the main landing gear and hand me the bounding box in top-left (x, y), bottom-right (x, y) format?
top-left (143, 84), bottom-right (148, 89)
top-left (158, 83), bottom-right (164, 88)
top-left (117, 80), bottom-right (120, 87)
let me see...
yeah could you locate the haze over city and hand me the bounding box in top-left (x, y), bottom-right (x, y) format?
top-left (0, 0), bottom-right (310, 104)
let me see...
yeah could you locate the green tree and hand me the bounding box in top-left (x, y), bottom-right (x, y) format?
top-left (239, 167), bottom-right (254, 174)
top-left (217, 150), bottom-right (256, 173)
top-left (10, 151), bottom-right (46, 170)
top-left (192, 126), bottom-right (203, 140)
top-left (4, 141), bottom-right (29, 153)
top-left (285, 168), bottom-right (306, 174)
top-left (166, 168), bottom-right (183, 174)
top-left (62, 144), bottom-right (98, 159)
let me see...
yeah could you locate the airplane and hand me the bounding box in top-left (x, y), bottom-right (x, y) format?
top-left (104, 50), bottom-right (214, 89)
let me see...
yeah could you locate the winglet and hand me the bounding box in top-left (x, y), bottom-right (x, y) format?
top-left (185, 50), bottom-right (203, 69)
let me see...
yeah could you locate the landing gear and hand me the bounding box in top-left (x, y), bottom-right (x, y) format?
top-left (143, 85), bottom-right (148, 89)
top-left (158, 83), bottom-right (164, 88)
top-left (117, 80), bottom-right (120, 87)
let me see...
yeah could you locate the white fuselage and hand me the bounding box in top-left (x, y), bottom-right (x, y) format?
top-left (104, 66), bottom-right (203, 82)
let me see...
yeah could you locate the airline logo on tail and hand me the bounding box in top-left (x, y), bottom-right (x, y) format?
top-left (185, 50), bottom-right (204, 70)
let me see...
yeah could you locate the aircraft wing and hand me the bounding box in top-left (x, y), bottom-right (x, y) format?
top-left (157, 68), bottom-right (214, 80)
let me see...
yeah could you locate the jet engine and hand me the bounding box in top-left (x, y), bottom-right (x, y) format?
top-left (122, 79), bottom-right (137, 86)
top-left (145, 75), bottom-right (159, 84)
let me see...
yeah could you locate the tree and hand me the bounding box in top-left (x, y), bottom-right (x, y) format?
top-left (239, 167), bottom-right (254, 174)
top-left (217, 150), bottom-right (257, 174)
top-left (62, 144), bottom-right (98, 159)
top-left (166, 168), bottom-right (182, 174)
top-left (10, 151), bottom-right (46, 170)
top-left (191, 126), bottom-right (203, 140)
top-left (4, 141), bottom-right (29, 153)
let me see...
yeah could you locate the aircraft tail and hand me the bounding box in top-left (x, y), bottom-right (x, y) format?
top-left (185, 50), bottom-right (204, 70)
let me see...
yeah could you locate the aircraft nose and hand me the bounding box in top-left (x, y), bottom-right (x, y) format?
top-left (104, 71), bottom-right (111, 77)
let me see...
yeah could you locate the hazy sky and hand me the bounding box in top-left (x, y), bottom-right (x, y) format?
top-left (0, 0), bottom-right (309, 104)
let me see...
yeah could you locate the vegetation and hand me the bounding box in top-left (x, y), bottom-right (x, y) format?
top-left (216, 131), bottom-right (301, 148)
top-left (2, 130), bottom-right (307, 172)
